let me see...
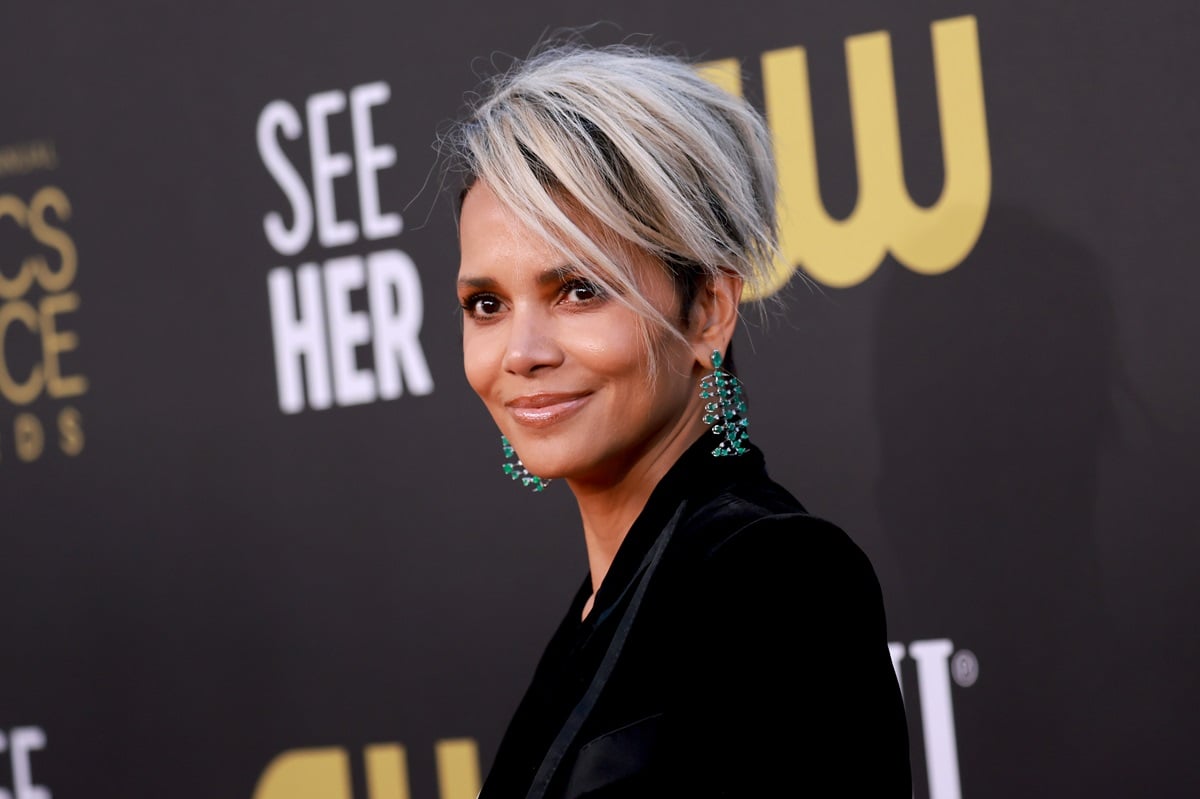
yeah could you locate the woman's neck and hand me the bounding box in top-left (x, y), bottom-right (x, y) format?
top-left (568, 417), bottom-right (707, 609)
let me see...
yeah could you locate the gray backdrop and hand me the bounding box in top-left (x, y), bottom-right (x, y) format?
top-left (2, 1), bottom-right (1197, 797)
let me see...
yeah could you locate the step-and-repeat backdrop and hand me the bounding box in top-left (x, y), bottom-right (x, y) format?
top-left (3, 1), bottom-right (1197, 797)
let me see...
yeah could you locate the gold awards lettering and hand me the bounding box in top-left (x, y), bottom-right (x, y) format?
top-left (0, 181), bottom-right (86, 464)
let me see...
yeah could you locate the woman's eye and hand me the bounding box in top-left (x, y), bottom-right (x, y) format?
top-left (563, 279), bottom-right (604, 303)
top-left (462, 294), bottom-right (503, 317)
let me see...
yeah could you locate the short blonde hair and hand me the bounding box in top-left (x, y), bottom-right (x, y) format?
top-left (446, 39), bottom-right (781, 361)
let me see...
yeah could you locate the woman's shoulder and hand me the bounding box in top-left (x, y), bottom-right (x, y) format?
top-left (673, 468), bottom-right (878, 586)
top-left (667, 480), bottom-right (888, 638)
top-left (655, 442), bottom-right (879, 582)
top-left (689, 496), bottom-right (868, 566)
top-left (679, 457), bottom-right (847, 537)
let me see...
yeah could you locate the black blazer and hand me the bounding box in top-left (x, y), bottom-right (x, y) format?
top-left (480, 436), bottom-right (912, 798)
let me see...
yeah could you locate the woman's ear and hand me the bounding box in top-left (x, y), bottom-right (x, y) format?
top-left (688, 271), bottom-right (743, 366)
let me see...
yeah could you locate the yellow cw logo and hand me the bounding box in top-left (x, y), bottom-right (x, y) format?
top-left (700, 14), bottom-right (990, 293)
top-left (252, 739), bottom-right (480, 799)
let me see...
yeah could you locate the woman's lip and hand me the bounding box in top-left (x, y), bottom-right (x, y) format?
top-left (505, 393), bottom-right (590, 427)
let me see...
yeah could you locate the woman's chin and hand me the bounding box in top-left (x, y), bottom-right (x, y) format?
top-left (514, 444), bottom-right (598, 484)
top-left (517, 454), bottom-right (571, 482)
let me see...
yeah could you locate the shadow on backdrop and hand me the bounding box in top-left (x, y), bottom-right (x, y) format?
top-left (872, 204), bottom-right (1193, 796)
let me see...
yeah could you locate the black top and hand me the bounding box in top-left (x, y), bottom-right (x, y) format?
top-left (480, 435), bottom-right (912, 798)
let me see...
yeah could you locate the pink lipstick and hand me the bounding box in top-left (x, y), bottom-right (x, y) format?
top-left (505, 392), bottom-right (591, 427)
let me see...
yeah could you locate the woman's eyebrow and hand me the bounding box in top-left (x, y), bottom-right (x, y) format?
top-left (458, 266), bottom-right (578, 291)
top-left (457, 275), bottom-right (497, 290)
top-left (537, 265), bottom-right (580, 286)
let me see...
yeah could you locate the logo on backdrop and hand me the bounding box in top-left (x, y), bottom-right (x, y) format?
top-left (245, 638), bottom-right (972, 799)
top-left (257, 81), bottom-right (433, 415)
top-left (0, 142), bottom-right (87, 466)
top-left (251, 738), bottom-right (480, 799)
top-left (0, 726), bottom-right (50, 799)
top-left (700, 14), bottom-right (991, 295)
top-left (891, 637), bottom-right (977, 799)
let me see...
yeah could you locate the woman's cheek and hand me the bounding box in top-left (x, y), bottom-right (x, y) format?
top-left (462, 334), bottom-right (496, 397)
top-left (574, 315), bottom-right (640, 367)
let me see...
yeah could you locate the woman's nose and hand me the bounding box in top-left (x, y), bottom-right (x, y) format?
top-left (501, 309), bottom-right (563, 376)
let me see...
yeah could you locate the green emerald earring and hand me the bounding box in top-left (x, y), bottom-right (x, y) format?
top-left (700, 349), bottom-right (750, 457)
top-left (501, 435), bottom-right (551, 492)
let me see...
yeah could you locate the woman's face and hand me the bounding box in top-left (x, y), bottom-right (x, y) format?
top-left (457, 181), bottom-right (706, 486)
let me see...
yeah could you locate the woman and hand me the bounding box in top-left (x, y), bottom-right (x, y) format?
top-left (449, 40), bottom-right (910, 798)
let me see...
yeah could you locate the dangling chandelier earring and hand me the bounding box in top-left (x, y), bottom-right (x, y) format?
top-left (501, 435), bottom-right (551, 492)
top-left (700, 349), bottom-right (750, 457)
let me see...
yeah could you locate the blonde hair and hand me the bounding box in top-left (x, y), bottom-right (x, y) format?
top-left (446, 39), bottom-right (782, 363)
